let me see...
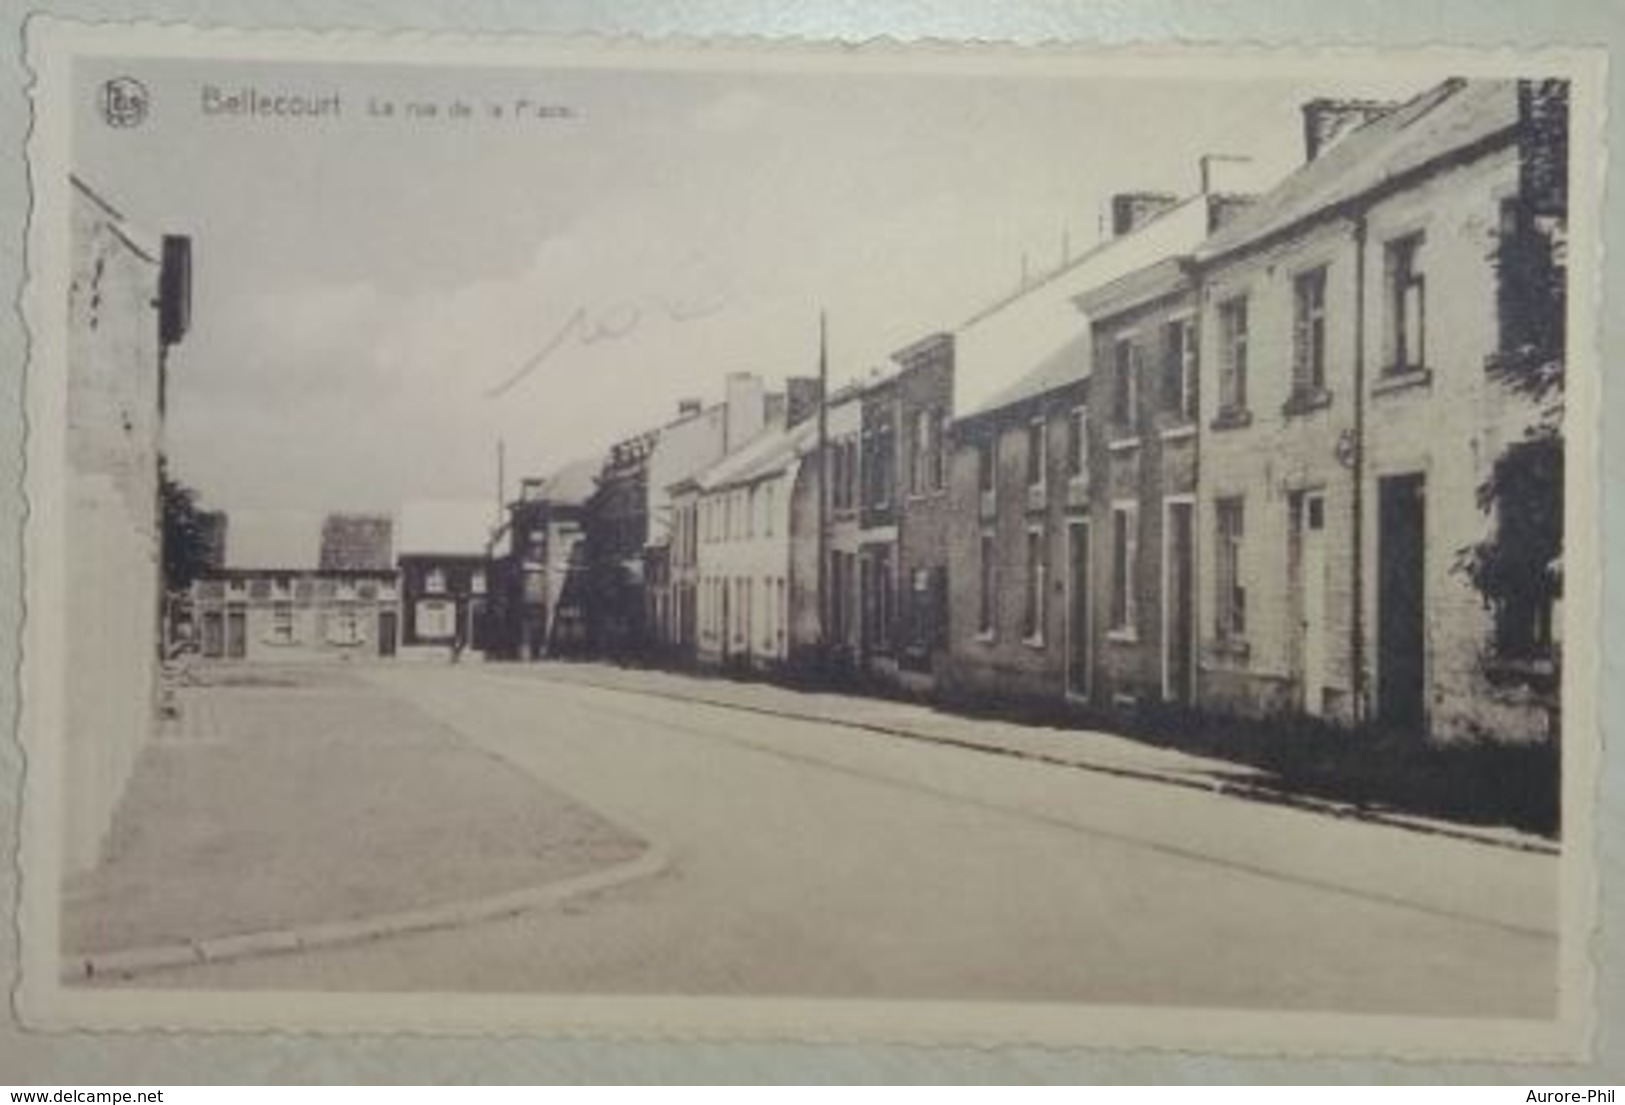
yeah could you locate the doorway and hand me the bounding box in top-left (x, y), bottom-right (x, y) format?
top-left (378, 609), bottom-right (398, 657)
top-left (1295, 491), bottom-right (1328, 715)
top-left (1163, 500), bottom-right (1195, 704)
top-left (1066, 519), bottom-right (1090, 699)
top-left (225, 607), bottom-right (247, 659)
top-left (1377, 473), bottom-right (1427, 731)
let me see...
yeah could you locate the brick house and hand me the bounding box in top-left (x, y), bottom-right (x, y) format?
top-left (1075, 259), bottom-right (1201, 708)
top-left (487, 458), bottom-right (599, 659)
top-left (943, 338), bottom-right (1090, 705)
top-left (1189, 78), bottom-right (1559, 742)
top-left (787, 382), bottom-right (864, 669)
top-left (856, 372), bottom-right (902, 682)
top-left (396, 499), bottom-right (496, 656)
top-left (891, 334), bottom-right (954, 692)
top-left (938, 183), bottom-right (1238, 708)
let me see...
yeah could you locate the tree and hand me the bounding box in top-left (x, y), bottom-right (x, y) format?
top-left (160, 456), bottom-right (216, 595)
top-left (1457, 81), bottom-right (1567, 678)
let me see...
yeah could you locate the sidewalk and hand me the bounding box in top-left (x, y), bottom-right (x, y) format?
top-left (485, 660), bottom-right (1557, 855)
top-left (63, 664), bottom-right (651, 977)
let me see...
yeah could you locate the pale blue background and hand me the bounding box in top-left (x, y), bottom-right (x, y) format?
top-left (1, 0), bottom-right (1618, 1084)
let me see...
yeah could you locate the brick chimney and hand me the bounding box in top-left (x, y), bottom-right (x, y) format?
top-left (676, 397), bottom-right (703, 419)
top-left (1301, 98), bottom-right (1397, 161)
top-left (1110, 192), bottom-right (1179, 237)
top-left (723, 371), bottom-right (765, 450)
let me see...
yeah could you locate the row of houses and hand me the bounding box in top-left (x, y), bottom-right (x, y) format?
top-left (187, 78), bottom-right (1566, 748)
top-left (499, 77), bottom-right (1561, 746)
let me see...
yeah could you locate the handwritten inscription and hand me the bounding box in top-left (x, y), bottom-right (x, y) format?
top-left (486, 290), bottom-right (727, 399)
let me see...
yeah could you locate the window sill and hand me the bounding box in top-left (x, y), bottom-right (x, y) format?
top-left (1107, 628), bottom-right (1139, 645)
top-left (1107, 437), bottom-right (1142, 453)
top-left (1210, 407), bottom-right (1253, 432)
top-left (1373, 367), bottom-right (1432, 396)
top-left (1022, 635), bottom-right (1046, 650)
top-left (1207, 637), bottom-right (1251, 665)
top-left (973, 630), bottom-right (996, 644)
top-left (1158, 422), bottom-right (1197, 443)
top-left (1282, 387), bottom-right (1333, 417)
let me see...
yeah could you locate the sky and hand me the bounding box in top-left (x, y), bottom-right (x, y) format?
top-left (71, 51), bottom-right (1440, 526)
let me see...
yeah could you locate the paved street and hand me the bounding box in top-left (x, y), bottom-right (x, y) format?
top-left (115, 661), bottom-right (1558, 1017)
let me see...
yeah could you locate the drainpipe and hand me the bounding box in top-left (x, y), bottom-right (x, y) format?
top-left (1350, 213), bottom-right (1369, 723)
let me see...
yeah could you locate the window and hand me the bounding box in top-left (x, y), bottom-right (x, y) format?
top-left (830, 439), bottom-right (850, 511)
top-left (1066, 406), bottom-right (1088, 481)
top-left (1496, 196), bottom-right (1566, 364)
top-left (425, 567), bottom-right (446, 595)
top-left (1026, 419), bottom-right (1047, 488)
top-left (977, 531), bottom-right (996, 638)
top-left (1023, 527), bottom-right (1047, 643)
top-left (928, 409), bottom-right (946, 491)
top-left (978, 438), bottom-right (996, 493)
top-left (1215, 497), bottom-right (1247, 641)
top-left (1218, 297), bottom-right (1249, 413)
top-left (1292, 267), bottom-right (1329, 395)
top-left (909, 410), bottom-right (930, 495)
top-left (845, 438), bottom-right (860, 508)
top-left (271, 601), bottom-right (294, 644)
top-left (764, 484), bottom-right (776, 537)
top-left (471, 570), bottom-right (487, 596)
top-left (1112, 337), bottom-right (1139, 427)
top-left (866, 411), bottom-right (896, 509)
top-left (1386, 232), bottom-right (1426, 375)
top-left (1109, 504), bottom-right (1138, 636)
top-left (328, 604), bottom-right (360, 645)
top-left (1163, 318), bottom-right (1197, 420)
top-left (416, 599), bottom-right (455, 640)
top-left (862, 548), bottom-right (894, 651)
top-left (1487, 439), bottom-right (1561, 663)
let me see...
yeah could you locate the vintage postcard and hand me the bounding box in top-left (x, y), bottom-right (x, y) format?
top-left (14, 20), bottom-right (1605, 1058)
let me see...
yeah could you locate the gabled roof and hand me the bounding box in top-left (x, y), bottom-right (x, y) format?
top-left (1196, 78), bottom-right (1520, 264)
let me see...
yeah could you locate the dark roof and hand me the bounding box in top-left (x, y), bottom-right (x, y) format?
top-left (1196, 78), bottom-right (1520, 263)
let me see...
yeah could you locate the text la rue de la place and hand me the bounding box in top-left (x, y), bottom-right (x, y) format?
top-left (199, 84), bottom-right (576, 121)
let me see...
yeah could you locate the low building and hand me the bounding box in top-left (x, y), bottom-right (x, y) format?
top-left (189, 569), bottom-right (400, 661)
top-left (396, 499), bottom-right (496, 657)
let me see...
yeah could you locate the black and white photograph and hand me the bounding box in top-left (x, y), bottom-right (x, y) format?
top-left (16, 23), bottom-right (1601, 1057)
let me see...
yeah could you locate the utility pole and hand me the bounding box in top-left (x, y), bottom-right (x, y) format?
top-left (816, 312), bottom-right (830, 652)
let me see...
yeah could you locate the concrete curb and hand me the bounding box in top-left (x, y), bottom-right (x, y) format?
top-left (68, 843), bottom-right (673, 982)
top-left (486, 666), bottom-right (1559, 857)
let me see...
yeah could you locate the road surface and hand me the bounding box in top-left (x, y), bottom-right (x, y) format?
top-left (131, 662), bottom-right (1558, 1017)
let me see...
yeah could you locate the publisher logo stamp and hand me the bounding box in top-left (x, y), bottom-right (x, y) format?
top-left (99, 77), bottom-right (150, 127)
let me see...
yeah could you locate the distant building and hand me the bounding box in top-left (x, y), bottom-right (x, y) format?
top-left (580, 431), bottom-right (657, 657)
top-left (644, 373), bottom-right (774, 652)
top-left (189, 568), bottom-right (400, 662)
top-left (689, 417), bottom-right (818, 670)
top-left (396, 499), bottom-right (496, 656)
top-left (63, 175), bottom-right (191, 873)
top-left (319, 513), bottom-right (393, 571)
top-left (487, 458), bottom-right (599, 659)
